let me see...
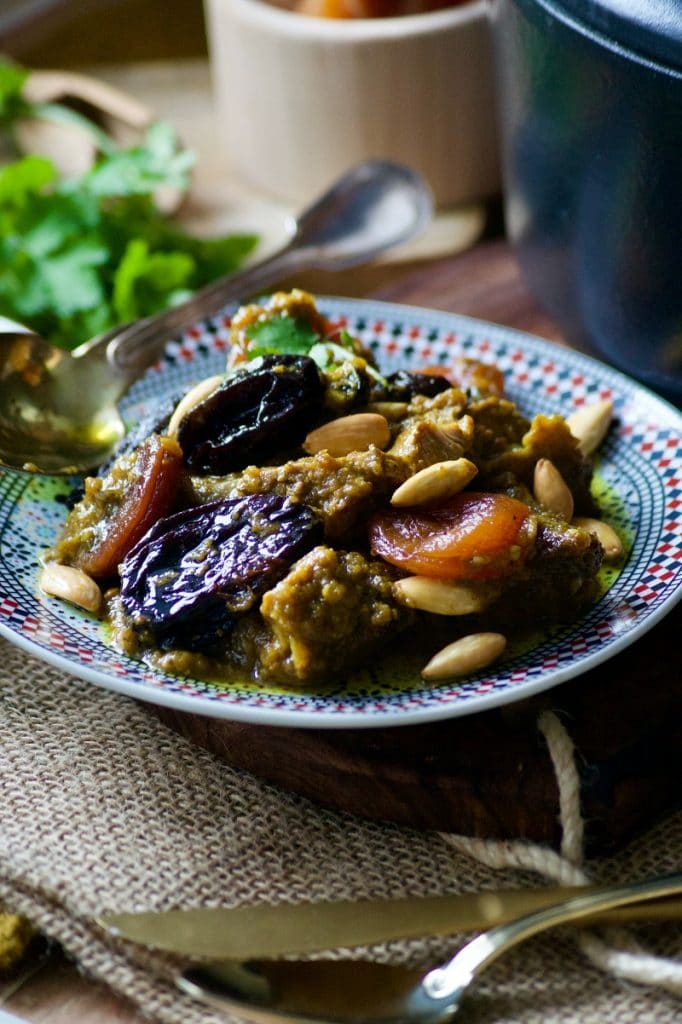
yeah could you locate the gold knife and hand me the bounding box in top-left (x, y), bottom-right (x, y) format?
top-left (98, 886), bottom-right (682, 959)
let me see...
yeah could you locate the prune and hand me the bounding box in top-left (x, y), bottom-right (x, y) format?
top-left (177, 355), bottom-right (324, 475)
top-left (382, 370), bottom-right (451, 401)
top-left (119, 494), bottom-right (322, 652)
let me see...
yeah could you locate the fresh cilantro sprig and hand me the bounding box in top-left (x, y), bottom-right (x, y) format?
top-left (243, 319), bottom-right (363, 362)
top-left (241, 316), bottom-right (388, 389)
top-left (245, 316), bottom-right (322, 358)
top-left (0, 59), bottom-right (258, 349)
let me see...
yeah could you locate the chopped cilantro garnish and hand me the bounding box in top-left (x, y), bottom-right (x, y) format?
top-left (336, 328), bottom-right (361, 351)
top-left (245, 316), bottom-right (321, 357)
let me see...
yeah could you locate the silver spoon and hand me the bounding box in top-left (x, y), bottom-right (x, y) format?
top-left (0, 160), bottom-right (432, 476)
top-left (178, 872), bottom-right (682, 1024)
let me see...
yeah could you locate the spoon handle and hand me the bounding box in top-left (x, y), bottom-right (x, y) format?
top-left (104, 245), bottom-right (299, 376)
top-left (100, 159), bottom-right (431, 380)
top-left (422, 872), bottom-right (682, 1006)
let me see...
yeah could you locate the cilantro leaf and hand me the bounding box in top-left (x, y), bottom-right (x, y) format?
top-left (112, 238), bottom-right (195, 322)
top-left (19, 191), bottom-right (100, 258)
top-left (337, 329), bottom-right (363, 352)
top-left (171, 232), bottom-right (259, 282)
top-left (0, 62), bottom-right (29, 125)
top-left (0, 61), bottom-right (259, 350)
top-left (82, 121), bottom-right (195, 198)
top-left (41, 241), bottom-right (109, 317)
top-left (245, 316), bottom-right (322, 358)
top-left (34, 101), bottom-right (118, 157)
top-left (0, 155), bottom-right (56, 204)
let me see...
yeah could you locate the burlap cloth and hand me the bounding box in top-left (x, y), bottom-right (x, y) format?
top-left (0, 637), bottom-right (680, 1023)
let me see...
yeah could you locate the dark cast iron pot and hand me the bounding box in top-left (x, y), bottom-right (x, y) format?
top-left (489, 0), bottom-right (682, 403)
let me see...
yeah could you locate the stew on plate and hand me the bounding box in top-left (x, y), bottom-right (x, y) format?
top-left (42, 290), bottom-right (622, 686)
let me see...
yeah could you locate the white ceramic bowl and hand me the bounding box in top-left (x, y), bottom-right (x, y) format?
top-left (204, 0), bottom-right (499, 207)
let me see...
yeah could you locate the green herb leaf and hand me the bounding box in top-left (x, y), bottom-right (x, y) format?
top-left (112, 238), bottom-right (195, 322)
top-left (0, 62), bottom-right (259, 350)
top-left (34, 101), bottom-right (118, 157)
top-left (337, 329), bottom-right (361, 351)
top-left (37, 241), bottom-right (109, 317)
top-left (0, 155), bottom-right (56, 204)
top-left (82, 120), bottom-right (195, 198)
top-left (173, 232), bottom-right (259, 282)
top-left (20, 192), bottom-right (100, 258)
top-left (245, 316), bottom-right (322, 358)
top-left (0, 62), bottom-right (29, 124)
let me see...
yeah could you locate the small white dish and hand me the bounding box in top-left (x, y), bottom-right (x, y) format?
top-left (204, 0), bottom-right (499, 207)
top-left (0, 298), bottom-right (680, 729)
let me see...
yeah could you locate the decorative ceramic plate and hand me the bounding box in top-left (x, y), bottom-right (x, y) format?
top-left (1, 298), bottom-right (681, 728)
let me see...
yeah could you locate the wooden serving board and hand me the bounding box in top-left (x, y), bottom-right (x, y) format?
top-left (151, 238), bottom-right (681, 856)
top-left (153, 607), bottom-right (681, 856)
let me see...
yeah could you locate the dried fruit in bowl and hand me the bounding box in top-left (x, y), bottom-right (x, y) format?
top-left (369, 492), bottom-right (535, 580)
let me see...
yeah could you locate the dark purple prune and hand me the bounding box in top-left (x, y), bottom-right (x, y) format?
top-left (177, 355), bottom-right (324, 475)
top-left (383, 370), bottom-right (451, 401)
top-left (119, 494), bottom-right (322, 653)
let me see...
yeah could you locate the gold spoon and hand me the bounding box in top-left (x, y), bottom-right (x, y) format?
top-left (0, 159), bottom-right (432, 476)
top-left (178, 872), bottom-right (682, 1024)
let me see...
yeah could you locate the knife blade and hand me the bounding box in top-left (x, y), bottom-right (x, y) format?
top-left (98, 886), bottom-right (682, 959)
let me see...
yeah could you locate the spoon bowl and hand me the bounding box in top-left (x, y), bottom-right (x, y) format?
top-left (0, 322), bottom-right (126, 474)
top-left (182, 959), bottom-right (450, 1024)
top-left (0, 160), bottom-right (431, 476)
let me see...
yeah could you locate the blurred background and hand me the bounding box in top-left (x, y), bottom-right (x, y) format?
top-left (0, 0), bottom-right (493, 310)
top-left (0, 0), bottom-right (208, 64)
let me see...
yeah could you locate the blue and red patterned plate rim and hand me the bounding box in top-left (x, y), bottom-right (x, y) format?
top-left (0, 296), bottom-right (680, 730)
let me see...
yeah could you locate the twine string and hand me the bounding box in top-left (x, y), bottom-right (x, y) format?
top-left (439, 710), bottom-right (682, 996)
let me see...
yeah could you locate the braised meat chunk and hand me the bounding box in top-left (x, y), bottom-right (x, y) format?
top-left (486, 510), bottom-right (604, 627)
top-left (256, 546), bottom-right (411, 683)
top-left (188, 447), bottom-right (405, 544)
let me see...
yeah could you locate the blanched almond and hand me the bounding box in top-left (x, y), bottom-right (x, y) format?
top-left (533, 458), bottom-right (574, 520)
top-left (566, 399), bottom-right (613, 455)
top-left (167, 374), bottom-right (225, 438)
top-left (394, 576), bottom-right (492, 616)
top-left (573, 517), bottom-right (624, 561)
top-left (40, 563), bottom-right (102, 614)
top-left (390, 458), bottom-right (478, 507)
top-left (421, 632), bottom-right (507, 680)
top-left (303, 413), bottom-right (390, 456)
top-left (366, 401), bottom-right (409, 421)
